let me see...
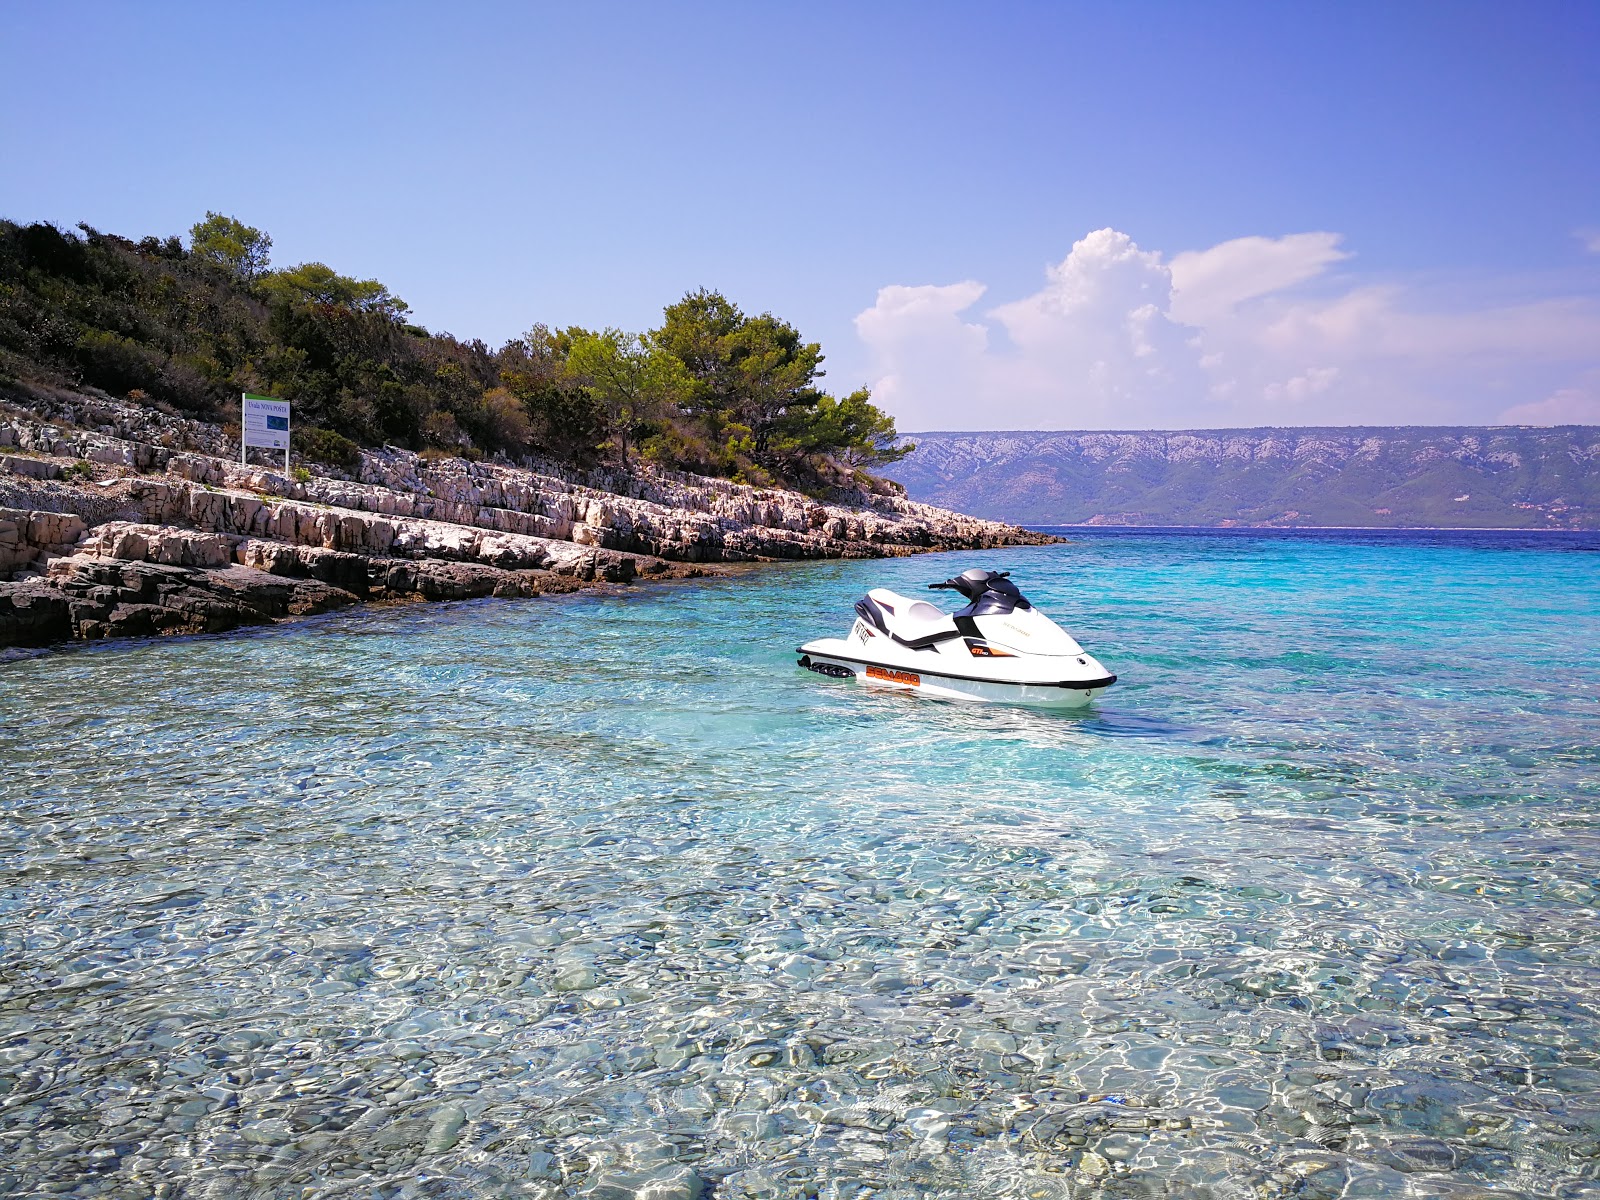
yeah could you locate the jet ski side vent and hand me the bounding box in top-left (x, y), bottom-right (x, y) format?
top-left (797, 655), bottom-right (855, 678)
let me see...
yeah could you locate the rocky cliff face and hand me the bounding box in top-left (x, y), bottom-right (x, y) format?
top-left (892, 427), bottom-right (1600, 528)
top-left (0, 386), bottom-right (1055, 649)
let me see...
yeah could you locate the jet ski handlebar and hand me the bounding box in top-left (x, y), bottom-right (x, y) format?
top-left (928, 568), bottom-right (1014, 597)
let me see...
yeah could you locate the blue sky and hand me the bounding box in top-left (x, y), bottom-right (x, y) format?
top-left (4, 2), bottom-right (1598, 429)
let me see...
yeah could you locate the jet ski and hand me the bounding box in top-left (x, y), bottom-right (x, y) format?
top-left (797, 568), bottom-right (1116, 707)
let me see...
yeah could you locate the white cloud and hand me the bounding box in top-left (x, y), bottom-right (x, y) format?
top-left (990, 229), bottom-right (1170, 349)
top-left (855, 227), bottom-right (1600, 430)
top-left (1263, 366), bottom-right (1340, 405)
top-left (850, 282), bottom-right (988, 428)
top-left (1170, 232), bottom-right (1348, 327)
top-left (1261, 291), bottom-right (1600, 360)
top-left (853, 281), bottom-right (988, 346)
top-left (987, 230), bottom-right (1204, 423)
top-left (1499, 371), bottom-right (1600, 425)
top-left (1578, 228), bottom-right (1600, 255)
top-left (856, 230), bottom-right (1204, 429)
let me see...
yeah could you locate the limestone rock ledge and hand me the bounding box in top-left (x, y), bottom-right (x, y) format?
top-left (0, 385), bottom-right (1056, 650)
top-left (1, 522), bottom-right (703, 649)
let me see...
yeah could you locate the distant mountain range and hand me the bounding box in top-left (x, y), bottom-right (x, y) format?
top-left (889, 427), bottom-right (1600, 529)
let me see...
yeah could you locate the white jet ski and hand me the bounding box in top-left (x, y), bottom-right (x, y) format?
top-left (797, 568), bottom-right (1116, 707)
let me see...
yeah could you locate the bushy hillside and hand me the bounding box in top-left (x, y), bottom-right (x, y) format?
top-left (0, 215), bottom-right (908, 492)
top-left (891, 428), bottom-right (1600, 529)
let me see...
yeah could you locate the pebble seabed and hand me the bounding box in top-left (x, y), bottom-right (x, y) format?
top-left (1, 532), bottom-right (1598, 1199)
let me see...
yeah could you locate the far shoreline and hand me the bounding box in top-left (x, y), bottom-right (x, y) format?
top-left (1027, 522), bottom-right (1598, 536)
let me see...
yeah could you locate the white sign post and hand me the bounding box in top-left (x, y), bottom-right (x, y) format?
top-left (241, 393), bottom-right (291, 474)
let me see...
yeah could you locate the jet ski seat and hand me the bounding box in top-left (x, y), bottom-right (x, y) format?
top-left (856, 588), bottom-right (962, 649)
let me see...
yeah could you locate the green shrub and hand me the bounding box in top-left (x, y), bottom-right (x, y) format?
top-left (295, 426), bottom-right (361, 471)
top-left (74, 329), bottom-right (164, 396)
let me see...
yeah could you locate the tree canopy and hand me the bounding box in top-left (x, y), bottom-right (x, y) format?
top-left (0, 216), bottom-right (912, 489)
top-left (259, 262), bottom-right (409, 318)
top-left (566, 330), bottom-right (691, 465)
top-left (188, 212), bottom-right (272, 282)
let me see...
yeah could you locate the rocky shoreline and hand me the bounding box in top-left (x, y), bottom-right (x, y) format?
top-left (0, 386), bottom-right (1058, 650)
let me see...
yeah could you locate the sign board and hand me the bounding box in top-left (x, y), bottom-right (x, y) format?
top-left (241, 393), bottom-right (290, 473)
top-left (242, 394), bottom-right (290, 450)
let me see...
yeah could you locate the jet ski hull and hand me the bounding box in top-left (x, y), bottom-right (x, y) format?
top-left (797, 638), bottom-right (1115, 708)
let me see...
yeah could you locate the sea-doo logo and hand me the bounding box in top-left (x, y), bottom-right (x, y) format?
top-left (865, 666), bottom-right (920, 686)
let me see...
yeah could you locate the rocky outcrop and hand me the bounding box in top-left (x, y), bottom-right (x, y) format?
top-left (76, 519), bottom-right (652, 590)
top-left (0, 514), bottom-right (692, 648)
top-left (0, 556), bottom-right (357, 648)
top-left (0, 507), bottom-right (87, 576)
top-left (0, 386), bottom-right (1053, 649)
top-left (2, 388), bottom-right (1053, 561)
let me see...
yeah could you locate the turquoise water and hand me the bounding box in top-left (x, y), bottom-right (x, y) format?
top-left (2, 530), bottom-right (1598, 1199)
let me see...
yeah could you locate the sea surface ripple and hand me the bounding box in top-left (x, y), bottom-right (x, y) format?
top-left (2, 529), bottom-right (1598, 1199)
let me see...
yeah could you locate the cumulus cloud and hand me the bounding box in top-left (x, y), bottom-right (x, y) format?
top-left (854, 281), bottom-right (989, 347)
top-left (855, 228), bottom-right (1600, 430)
top-left (855, 230), bottom-right (1204, 429)
top-left (849, 282), bottom-right (988, 428)
top-left (986, 230), bottom-right (1203, 421)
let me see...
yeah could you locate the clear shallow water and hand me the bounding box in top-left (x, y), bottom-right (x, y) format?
top-left (2, 530), bottom-right (1598, 1200)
